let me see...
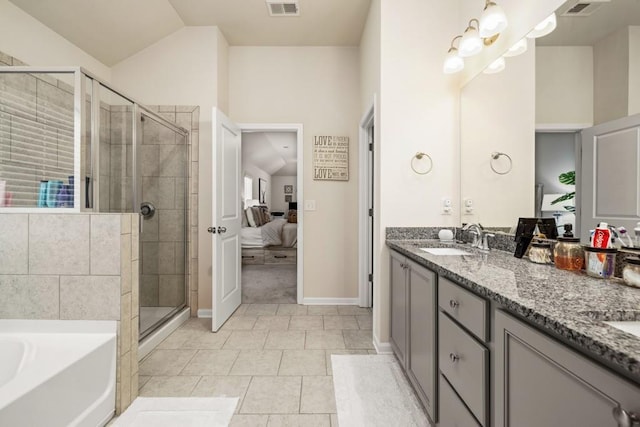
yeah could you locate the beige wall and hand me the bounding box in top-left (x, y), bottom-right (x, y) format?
top-left (594, 27), bottom-right (629, 125)
top-left (0, 0), bottom-right (111, 81)
top-left (271, 176), bottom-right (297, 213)
top-left (228, 46), bottom-right (361, 303)
top-left (536, 46), bottom-right (593, 126)
top-left (460, 47), bottom-right (535, 227)
top-left (629, 27), bottom-right (640, 117)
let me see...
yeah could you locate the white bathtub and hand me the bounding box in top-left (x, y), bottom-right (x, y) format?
top-left (0, 320), bottom-right (117, 427)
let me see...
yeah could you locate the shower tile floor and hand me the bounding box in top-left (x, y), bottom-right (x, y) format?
top-left (136, 303), bottom-right (374, 426)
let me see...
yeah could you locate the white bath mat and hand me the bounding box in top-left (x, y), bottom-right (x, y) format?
top-left (332, 355), bottom-right (430, 427)
top-left (112, 397), bottom-right (238, 427)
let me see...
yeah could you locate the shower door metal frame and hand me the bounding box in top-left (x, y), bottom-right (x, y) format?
top-left (137, 109), bottom-right (190, 340)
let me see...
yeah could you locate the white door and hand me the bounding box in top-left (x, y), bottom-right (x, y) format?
top-left (211, 109), bottom-right (242, 332)
top-left (581, 113), bottom-right (640, 241)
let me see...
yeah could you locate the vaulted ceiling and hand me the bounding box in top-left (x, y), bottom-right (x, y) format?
top-left (9, 0), bottom-right (371, 66)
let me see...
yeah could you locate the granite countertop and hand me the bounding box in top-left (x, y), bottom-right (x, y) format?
top-left (387, 239), bottom-right (640, 383)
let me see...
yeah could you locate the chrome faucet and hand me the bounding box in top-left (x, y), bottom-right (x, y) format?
top-left (462, 223), bottom-right (495, 251)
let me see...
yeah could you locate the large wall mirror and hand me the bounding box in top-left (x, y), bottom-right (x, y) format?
top-left (460, 0), bottom-right (640, 238)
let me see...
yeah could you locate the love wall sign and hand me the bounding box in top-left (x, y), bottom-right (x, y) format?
top-left (313, 136), bottom-right (349, 181)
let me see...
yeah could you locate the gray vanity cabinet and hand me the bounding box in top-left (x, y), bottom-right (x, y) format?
top-left (390, 250), bottom-right (408, 367)
top-left (407, 258), bottom-right (437, 421)
top-left (494, 310), bottom-right (640, 427)
top-left (389, 250), bottom-right (438, 422)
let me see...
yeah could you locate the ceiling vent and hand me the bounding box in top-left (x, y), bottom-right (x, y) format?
top-left (558, 0), bottom-right (611, 17)
top-left (266, 0), bottom-right (300, 17)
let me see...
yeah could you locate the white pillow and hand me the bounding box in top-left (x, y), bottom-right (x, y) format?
top-left (246, 207), bottom-right (257, 227)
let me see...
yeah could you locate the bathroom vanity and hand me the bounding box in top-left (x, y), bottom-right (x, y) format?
top-left (387, 239), bottom-right (640, 427)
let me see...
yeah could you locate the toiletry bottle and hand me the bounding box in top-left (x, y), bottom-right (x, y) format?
top-left (37, 180), bottom-right (48, 208)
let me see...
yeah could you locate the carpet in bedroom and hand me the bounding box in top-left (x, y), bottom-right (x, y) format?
top-left (242, 264), bottom-right (297, 304)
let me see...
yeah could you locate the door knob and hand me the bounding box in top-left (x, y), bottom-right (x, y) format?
top-left (217, 226), bottom-right (227, 234)
top-left (207, 227), bottom-right (216, 234)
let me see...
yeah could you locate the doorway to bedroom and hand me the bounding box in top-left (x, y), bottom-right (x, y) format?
top-left (240, 125), bottom-right (303, 304)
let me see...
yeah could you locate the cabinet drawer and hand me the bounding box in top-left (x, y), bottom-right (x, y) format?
top-left (242, 248), bottom-right (264, 265)
top-left (439, 312), bottom-right (488, 426)
top-left (439, 374), bottom-right (481, 427)
top-left (265, 248), bottom-right (296, 264)
top-left (439, 276), bottom-right (488, 341)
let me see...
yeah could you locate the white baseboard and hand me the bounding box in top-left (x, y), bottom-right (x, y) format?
top-left (138, 307), bottom-right (190, 360)
top-left (373, 332), bottom-right (393, 354)
top-left (302, 298), bottom-right (359, 305)
top-left (197, 309), bottom-right (212, 318)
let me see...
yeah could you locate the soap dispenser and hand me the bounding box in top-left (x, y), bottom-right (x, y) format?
top-left (554, 224), bottom-right (584, 271)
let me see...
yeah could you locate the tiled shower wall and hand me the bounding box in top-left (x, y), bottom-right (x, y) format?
top-left (0, 213), bottom-right (140, 414)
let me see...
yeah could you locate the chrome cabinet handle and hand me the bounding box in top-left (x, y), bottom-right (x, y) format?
top-left (613, 406), bottom-right (640, 427)
top-left (449, 353), bottom-right (460, 363)
top-left (207, 227), bottom-right (216, 234)
top-left (449, 299), bottom-right (459, 309)
top-left (217, 226), bottom-right (227, 234)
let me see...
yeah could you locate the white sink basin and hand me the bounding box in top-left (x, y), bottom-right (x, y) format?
top-left (420, 248), bottom-right (473, 256)
top-left (604, 321), bottom-right (640, 339)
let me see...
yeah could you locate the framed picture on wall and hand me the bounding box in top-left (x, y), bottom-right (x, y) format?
top-left (259, 178), bottom-right (267, 204)
top-left (285, 195), bottom-right (292, 203)
top-left (284, 185), bottom-right (293, 194)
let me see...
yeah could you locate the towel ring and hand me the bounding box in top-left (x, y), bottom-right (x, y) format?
top-left (411, 152), bottom-right (433, 175)
top-left (490, 152), bottom-right (512, 175)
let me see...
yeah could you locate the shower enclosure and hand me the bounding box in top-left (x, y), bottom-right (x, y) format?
top-left (0, 67), bottom-right (190, 339)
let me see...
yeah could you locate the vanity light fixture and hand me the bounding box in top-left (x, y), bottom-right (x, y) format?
top-left (479, 0), bottom-right (508, 38)
top-left (459, 19), bottom-right (483, 57)
top-left (483, 56), bottom-right (506, 74)
top-left (443, 35), bottom-right (464, 74)
top-left (527, 13), bottom-right (557, 38)
top-left (503, 38), bottom-right (528, 57)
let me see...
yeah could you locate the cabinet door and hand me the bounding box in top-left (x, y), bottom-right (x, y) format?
top-left (407, 259), bottom-right (437, 422)
top-left (495, 310), bottom-right (640, 427)
top-left (389, 250), bottom-right (408, 367)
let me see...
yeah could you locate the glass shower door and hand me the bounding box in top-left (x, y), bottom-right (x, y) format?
top-left (139, 112), bottom-right (188, 338)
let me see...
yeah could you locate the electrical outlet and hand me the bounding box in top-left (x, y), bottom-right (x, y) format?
top-left (464, 198), bottom-right (474, 215)
top-left (304, 200), bottom-right (316, 211)
top-left (442, 198), bottom-right (452, 215)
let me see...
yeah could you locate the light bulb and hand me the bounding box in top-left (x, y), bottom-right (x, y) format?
top-left (503, 38), bottom-right (527, 57)
top-left (484, 57), bottom-right (505, 74)
top-left (479, 2), bottom-right (508, 38)
top-left (459, 25), bottom-right (483, 57)
top-left (443, 48), bottom-right (464, 74)
top-left (527, 13), bottom-right (557, 39)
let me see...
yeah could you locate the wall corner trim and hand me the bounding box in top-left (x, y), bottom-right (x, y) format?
top-left (373, 333), bottom-right (393, 354)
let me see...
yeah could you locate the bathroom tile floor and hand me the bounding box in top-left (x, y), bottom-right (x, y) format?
top-left (137, 303), bottom-right (374, 427)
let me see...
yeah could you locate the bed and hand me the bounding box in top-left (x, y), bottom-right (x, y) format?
top-left (241, 218), bottom-right (297, 248)
top-left (241, 209), bottom-right (298, 265)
